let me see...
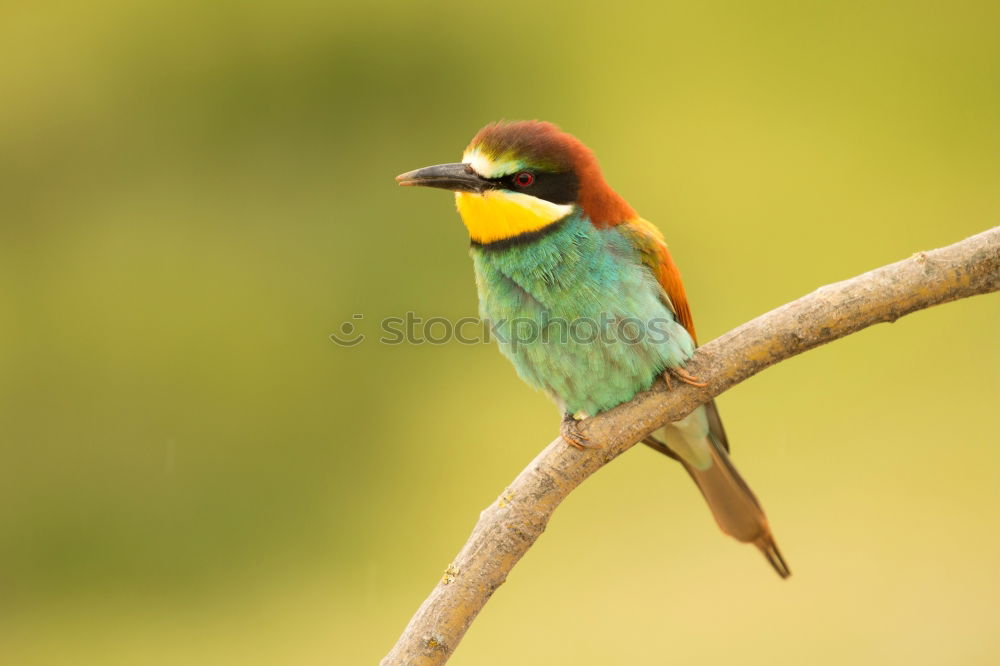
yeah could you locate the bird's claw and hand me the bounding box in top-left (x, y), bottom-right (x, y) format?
top-left (560, 415), bottom-right (601, 450)
top-left (664, 366), bottom-right (708, 388)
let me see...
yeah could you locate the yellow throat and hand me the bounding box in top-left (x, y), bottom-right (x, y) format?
top-left (455, 190), bottom-right (573, 244)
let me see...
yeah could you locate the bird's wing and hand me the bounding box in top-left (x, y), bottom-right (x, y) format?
top-left (616, 218), bottom-right (697, 343)
top-left (618, 218), bottom-right (732, 454)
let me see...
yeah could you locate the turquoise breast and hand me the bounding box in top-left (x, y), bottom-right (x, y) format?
top-left (471, 214), bottom-right (695, 415)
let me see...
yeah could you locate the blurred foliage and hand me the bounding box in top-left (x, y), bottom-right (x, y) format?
top-left (1, 1), bottom-right (998, 664)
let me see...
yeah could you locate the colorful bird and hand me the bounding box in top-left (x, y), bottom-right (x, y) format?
top-left (396, 121), bottom-right (789, 578)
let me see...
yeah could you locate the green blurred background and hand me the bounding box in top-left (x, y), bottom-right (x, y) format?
top-left (2, 1), bottom-right (998, 664)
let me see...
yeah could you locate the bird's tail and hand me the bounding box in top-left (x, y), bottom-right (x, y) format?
top-left (652, 402), bottom-right (790, 578)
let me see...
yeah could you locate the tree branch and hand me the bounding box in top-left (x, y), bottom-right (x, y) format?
top-left (381, 227), bottom-right (1000, 666)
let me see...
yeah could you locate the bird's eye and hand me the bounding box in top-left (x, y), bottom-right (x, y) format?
top-left (513, 172), bottom-right (535, 187)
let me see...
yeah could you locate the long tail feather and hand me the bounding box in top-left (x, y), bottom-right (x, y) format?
top-left (682, 441), bottom-right (790, 578)
top-left (642, 436), bottom-right (681, 462)
top-left (653, 402), bottom-right (790, 579)
top-left (756, 537), bottom-right (791, 579)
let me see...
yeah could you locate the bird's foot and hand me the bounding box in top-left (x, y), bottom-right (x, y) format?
top-left (560, 414), bottom-right (601, 450)
top-left (664, 366), bottom-right (708, 388)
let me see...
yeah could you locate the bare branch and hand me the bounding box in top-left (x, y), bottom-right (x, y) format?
top-left (381, 227), bottom-right (1000, 666)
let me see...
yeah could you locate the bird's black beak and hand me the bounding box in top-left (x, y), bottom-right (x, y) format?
top-left (395, 162), bottom-right (492, 194)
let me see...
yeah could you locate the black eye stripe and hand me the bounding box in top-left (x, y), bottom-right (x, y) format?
top-left (490, 170), bottom-right (580, 205)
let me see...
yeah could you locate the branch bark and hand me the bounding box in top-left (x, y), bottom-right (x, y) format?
top-left (381, 227), bottom-right (1000, 666)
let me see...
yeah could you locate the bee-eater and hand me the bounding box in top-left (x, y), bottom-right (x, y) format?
top-left (396, 121), bottom-right (789, 578)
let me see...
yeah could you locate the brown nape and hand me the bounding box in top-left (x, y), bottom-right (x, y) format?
top-left (468, 120), bottom-right (636, 226)
top-left (576, 154), bottom-right (636, 228)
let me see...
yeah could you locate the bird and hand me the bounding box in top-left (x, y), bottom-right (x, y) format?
top-left (395, 120), bottom-right (789, 578)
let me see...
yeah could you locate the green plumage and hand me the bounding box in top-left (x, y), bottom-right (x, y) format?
top-left (472, 214), bottom-right (695, 416)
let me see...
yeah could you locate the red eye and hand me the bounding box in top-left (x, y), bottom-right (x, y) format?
top-left (513, 172), bottom-right (535, 187)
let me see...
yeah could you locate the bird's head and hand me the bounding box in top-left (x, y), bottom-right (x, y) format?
top-left (396, 121), bottom-right (635, 245)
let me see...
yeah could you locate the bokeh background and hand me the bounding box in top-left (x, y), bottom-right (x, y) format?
top-left (2, 1), bottom-right (999, 664)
